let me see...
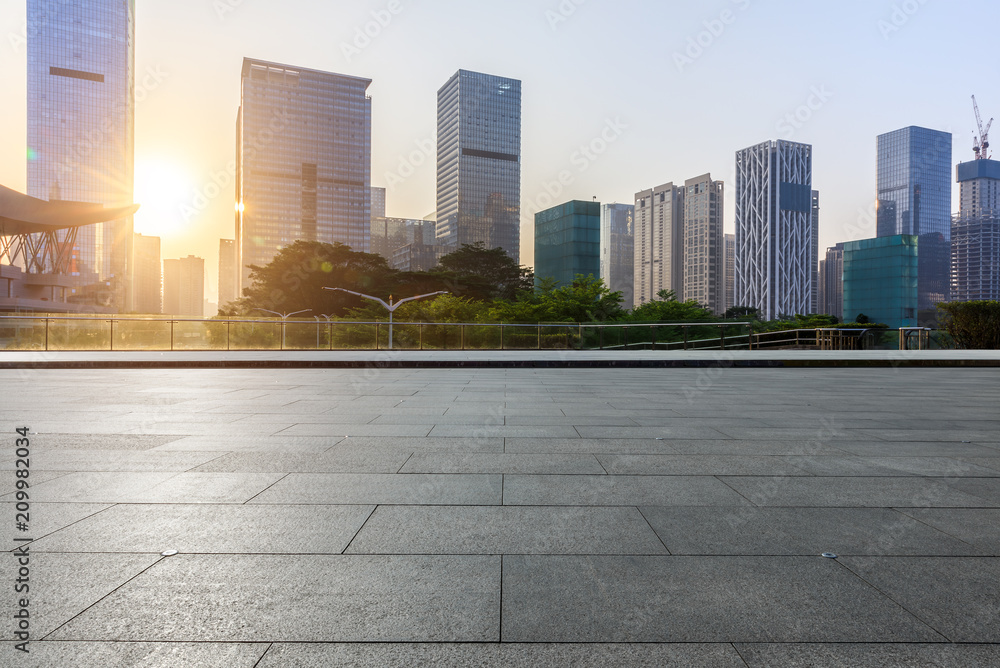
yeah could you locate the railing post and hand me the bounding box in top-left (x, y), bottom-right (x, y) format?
top-left (538, 325), bottom-right (542, 350)
top-left (375, 323), bottom-right (379, 350)
top-left (227, 319), bottom-right (231, 351)
top-left (683, 326), bottom-right (689, 351)
top-left (170, 320), bottom-right (174, 351)
top-left (500, 325), bottom-right (504, 351)
top-left (461, 324), bottom-right (466, 351)
top-left (599, 327), bottom-right (604, 350)
top-left (419, 324), bottom-right (423, 350)
top-left (329, 322), bottom-right (333, 351)
top-left (623, 327), bottom-right (628, 349)
top-left (651, 325), bottom-right (656, 351)
top-left (44, 317), bottom-right (49, 351)
top-left (720, 326), bottom-right (726, 351)
top-left (109, 319), bottom-right (114, 351)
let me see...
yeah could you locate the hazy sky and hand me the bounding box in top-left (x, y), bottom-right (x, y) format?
top-left (1, 0), bottom-right (998, 303)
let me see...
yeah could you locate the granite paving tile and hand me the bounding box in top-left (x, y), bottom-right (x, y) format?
top-left (503, 475), bottom-right (749, 506)
top-left (428, 425), bottom-right (580, 438)
top-left (49, 555), bottom-right (500, 642)
top-left (248, 473), bottom-right (502, 505)
top-left (30, 504), bottom-right (374, 554)
top-left (189, 450), bottom-right (411, 474)
top-left (25, 553), bottom-right (161, 637)
top-left (346, 506), bottom-right (667, 555)
top-left (501, 555), bottom-right (941, 642)
top-left (781, 456), bottom-right (1000, 477)
top-left (21, 642), bottom-right (268, 668)
top-left (720, 476), bottom-right (994, 508)
top-left (639, 507), bottom-right (978, 556)
top-left (736, 643), bottom-right (1000, 667)
top-left (840, 557), bottom-right (1000, 642)
top-left (596, 455), bottom-right (811, 477)
top-left (256, 643), bottom-right (746, 667)
top-left (400, 453), bottom-right (605, 475)
top-left (504, 438), bottom-right (682, 455)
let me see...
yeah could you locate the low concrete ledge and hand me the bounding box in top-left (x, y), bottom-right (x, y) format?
top-left (1, 350), bottom-right (999, 369)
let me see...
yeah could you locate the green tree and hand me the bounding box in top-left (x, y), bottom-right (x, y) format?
top-left (724, 305), bottom-right (760, 320)
top-left (628, 290), bottom-right (715, 322)
top-left (488, 275), bottom-right (624, 323)
top-left (937, 301), bottom-right (1000, 349)
top-left (226, 241), bottom-right (398, 317)
top-left (433, 242), bottom-right (534, 301)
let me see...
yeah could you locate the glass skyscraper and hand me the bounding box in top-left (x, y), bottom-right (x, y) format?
top-left (27, 0), bottom-right (135, 310)
top-left (435, 70), bottom-right (521, 263)
top-left (236, 59), bottom-right (371, 292)
top-left (843, 235), bottom-right (918, 328)
top-left (876, 126), bottom-right (952, 310)
top-left (534, 200), bottom-right (600, 288)
top-left (600, 203), bottom-right (634, 308)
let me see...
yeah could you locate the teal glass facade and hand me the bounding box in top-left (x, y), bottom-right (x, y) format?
top-left (534, 201), bottom-right (600, 288)
top-left (843, 235), bottom-right (918, 328)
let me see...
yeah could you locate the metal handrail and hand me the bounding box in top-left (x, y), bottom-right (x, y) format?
top-left (0, 316), bottom-right (754, 353)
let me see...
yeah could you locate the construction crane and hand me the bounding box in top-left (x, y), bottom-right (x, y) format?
top-left (973, 95), bottom-right (993, 160)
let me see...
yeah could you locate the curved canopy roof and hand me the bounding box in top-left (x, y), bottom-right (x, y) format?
top-left (0, 184), bottom-right (139, 234)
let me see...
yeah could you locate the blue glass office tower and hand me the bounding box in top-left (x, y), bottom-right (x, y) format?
top-left (534, 201), bottom-right (600, 288)
top-left (436, 70), bottom-right (521, 263)
top-left (876, 127), bottom-right (952, 310)
top-left (27, 0), bottom-right (135, 310)
top-left (600, 203), bottom-right (634, 308)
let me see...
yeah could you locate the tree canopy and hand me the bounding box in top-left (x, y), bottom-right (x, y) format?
top-left (225, 240), bottom-right (535, 317)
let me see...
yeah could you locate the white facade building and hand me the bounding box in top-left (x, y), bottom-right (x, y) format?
top-left (735, 140), bottom-right (814, 320)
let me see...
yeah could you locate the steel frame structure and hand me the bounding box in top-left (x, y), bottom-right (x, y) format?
top-left (735, 140), bottom-right (813, 320)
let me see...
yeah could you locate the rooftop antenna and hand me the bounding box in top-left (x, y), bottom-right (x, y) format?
top-left (973, 95), bottom-right (993, 160)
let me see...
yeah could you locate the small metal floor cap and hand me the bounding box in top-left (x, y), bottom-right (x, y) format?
top-left (161, 550), bottom-right (179, 557)
top-left (822, 552), bottom-right (839, 559)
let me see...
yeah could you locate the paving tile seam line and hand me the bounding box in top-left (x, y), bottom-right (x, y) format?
top-left (22, 640), bottom-right (998, 645)
top-left (4, 359), bottom-right (1000, 369)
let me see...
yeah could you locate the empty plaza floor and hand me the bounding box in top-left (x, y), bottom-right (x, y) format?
top-left (3, 365), bottom-right (1000, 666)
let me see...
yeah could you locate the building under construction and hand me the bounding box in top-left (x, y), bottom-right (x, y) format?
top-left (952, 159), bottom-right (1000, 301)
top-left (952, 97), bottom-right (1000, 302)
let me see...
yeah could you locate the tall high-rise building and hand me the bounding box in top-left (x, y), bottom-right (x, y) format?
top-left (28, 0), bottom-right (135, 311)
top-left (876, 126), bottom-right (952, 310)
top-left (843, 236), bottom-right (918, 328)
top-left (724, 233), bottom-right (735, 313)
top-left (133, 233), bottom-right (161, 314)
top-left (683, 174), bottom-right (724, 314)
top-left (634, 183), bottom-right (684, 307)
top-left (436, 70), bottom-right (521, 262)
top-left (163, 256), bottom-right (205, 317)
top-left (218, 239), bottom-right (237, 309)
top-left (600, 203), bottom-right (635, 309)
top-left (236, 58), bottom-right (371, 292)
top-left (371, 187), bottom-right (386, 220)
top-left (952, 159), bottom-right (1000, 301)
top-left (735, 140), bottom-right (814, 320)
top-left (534, 200), bottom-right (600, 288)
top-left (819, 243), bottom-right (845, 320)
top-left (811, 190), bottom-right (820, 313)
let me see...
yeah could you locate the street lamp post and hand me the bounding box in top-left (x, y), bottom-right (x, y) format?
top-left (323, 288), bottom-right (447, 350)
top-left (313, 314), bottom-right (333, 349)
top-left (254, 309), bottom-right (311, 350)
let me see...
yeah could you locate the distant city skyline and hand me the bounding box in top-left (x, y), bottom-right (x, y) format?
top-left (1, 0), bottom-right (997, 304)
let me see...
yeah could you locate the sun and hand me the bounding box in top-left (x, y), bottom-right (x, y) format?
top-left (133, 158), bottom-right (196, 238)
